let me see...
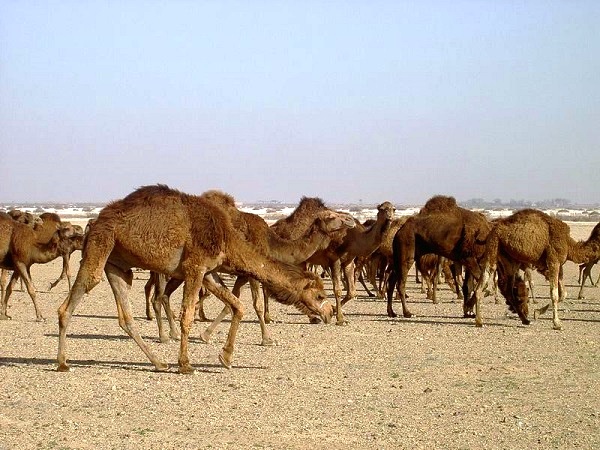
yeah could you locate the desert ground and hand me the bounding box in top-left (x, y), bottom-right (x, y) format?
top-left (0, 221), bottom-right (598, 449)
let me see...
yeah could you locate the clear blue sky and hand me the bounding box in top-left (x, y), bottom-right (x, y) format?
top-left (1, 1), bottom-right (599, 205)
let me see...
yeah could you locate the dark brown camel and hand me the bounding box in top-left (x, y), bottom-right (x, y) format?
top-left (56, 185), bottom-right (333, 374)
top-left (0, 212), bottom-right (76, 320)
top-left (386, 195), bottom-right (491, 321)
top-left (474, 210), bottom-right (600, 330)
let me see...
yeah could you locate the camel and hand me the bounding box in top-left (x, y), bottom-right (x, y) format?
top-left (274, 201), bottom-right (394, 324)
top-left (147, 190), bottom-right (355, 345)
top-left (48, 224), bottom-right (86, 291)
top-left (386, 195), bottom-right (491, 320)
top-left (56, 185), bottom-right (334, 374)
top-left (474, 210), bottom-right (600, 330)
top-left (0, 212), bottom-right (77, 320)
top-left (577, 257), bottom-right (600, 299)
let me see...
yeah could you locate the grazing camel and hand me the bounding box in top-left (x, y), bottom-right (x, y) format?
top-left (57, 185), bottom-right (334, 374)
top-left (147, 190), bottom-right (353, 346)
top-left (284, 201), bottom-right (394, 324)
top-left (267, 197), bottom-right (356, 322)
top-left (474, 210), bottom-right (600, 330)
top-left (0, 212), bottom-right (77, 320)
top-left (387, 195), bottom-right (491, 320)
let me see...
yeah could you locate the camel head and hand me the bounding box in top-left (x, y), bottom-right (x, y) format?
top-left (377, 201), bottom-right (395, 221)
top-left (315, 211), bottom-right (356, 234)
top-left (298, 271), bottom-right (333, 324)
top-left (497, 266), bottom-right (530, 325)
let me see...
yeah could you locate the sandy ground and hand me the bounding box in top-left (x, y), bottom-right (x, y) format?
top-left (0, 222), bottom-right (599, 449)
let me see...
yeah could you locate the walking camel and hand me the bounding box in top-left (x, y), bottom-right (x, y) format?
top-left (0, 212), bottom-right (77, 320)
top-left (148, 190), bottom-right (354, 345)
top-left (474, 210), bottom-right (600, 330)
top-left (57, 185), bottom-right (334, 374)
top-left (387, 195), bottom-right (491, 320)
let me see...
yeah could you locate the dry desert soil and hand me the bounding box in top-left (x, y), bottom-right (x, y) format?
top-left (0, 222), bottom-right (599, 450)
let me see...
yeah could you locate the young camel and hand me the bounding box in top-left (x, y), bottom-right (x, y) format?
top-left (0, 212), bottom-right (77, 321)
top-left (56, 185), bottom-right (334, 374)
top-left (48, 224), bottom-right (86, 291)
top-left (474, 211), bottom-right (600, 330)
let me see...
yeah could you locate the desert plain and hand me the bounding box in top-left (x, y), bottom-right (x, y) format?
top-left (0, 220), bottom-right (598, 449)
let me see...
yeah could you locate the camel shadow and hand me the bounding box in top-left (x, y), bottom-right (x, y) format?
top-left (0, 355), bottom-right (265, 373)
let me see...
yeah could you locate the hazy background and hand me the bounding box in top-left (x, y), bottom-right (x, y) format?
top-left (1, 1), bottom-right (599, 205)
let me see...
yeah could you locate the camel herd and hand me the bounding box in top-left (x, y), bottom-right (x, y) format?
top-left (1, 185), bottom-right (600, 374)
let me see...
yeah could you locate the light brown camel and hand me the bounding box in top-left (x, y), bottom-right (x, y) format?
top-left (48, 224), bottom-right (86, 291)
top-left (387, 195), bottom-right (492, 321)
top-left (149, 190), bottom-right (354, 345)
top-left (273, 201), bottom-right (395, 324)
top-left (0, 212), bottom-right (77, 320)
top-left (267, 197), bottom-right (356, 322)
top-left (56, 185), bottom-right (334, 374)
top-left (474, 210), bottom-right (600, 330)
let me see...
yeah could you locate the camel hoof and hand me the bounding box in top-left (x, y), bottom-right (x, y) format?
top-left (35, 316), bottom-right (46, 323)
top-left (218, 351), bottom-right (232, 369)
top-left (475, 319), bottom-right (483, 328)
top-left (179, 364), bottom-right (195, 375)
top-left (199, 331), bottom-right (211, 344)
top-left (309, 316), bottom-right (322, 324)
top-left (387, 310), bottom-right (397, 318)
top-left (261, 338), bottom-right (277, 346)
top-left (521, 319), bottom-right (531, 325)
top-left (0, 314), bottom-right (12, 320)
top-left (154, 362), bottom-right (169, 372)
top-left (57, 363), bottom-right (71, 372)
top-left (170, 333), bottom-right (181, 341)
top-left (553, 323), bottom-right (563, 331)
top-left (335, 320), bottom-right (348, 326)
top-left (403, 312), bottom-right (413, 318)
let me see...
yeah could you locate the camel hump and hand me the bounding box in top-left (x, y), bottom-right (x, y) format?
top-left (201, 190), bottom-right (236, 208)
top-left (421, 195), bottom-right (457, 213)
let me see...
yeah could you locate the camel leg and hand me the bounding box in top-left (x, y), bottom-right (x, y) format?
top-left (249, 278), bottom-right (275, 346)
top-left (341, 259), bottom-right (357, 305)
top-left (104, 264), bottom-right (169, 370)
top-left (198, 274), bottom-right (245, 343)
top-left (13, 262), bottom-right (44, 321)
top-left (0, 270), bottom-right (21, 320)
top-left (178, 272), bottom-right (205, 374)
top-left (49, 256), bottom-right (69, 291)
top-left (473, 266), bottom-right (491, 327)
top-left (202, 276), bottom-right (244, 369)
top-left (262, 285), bottom-right (273, 324)
top-left (143, 273), bottom-right (155, 320)
top-left (330, 260), bottom-right (347, 325)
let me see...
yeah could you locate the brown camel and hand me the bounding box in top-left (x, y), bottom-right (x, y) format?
top-left (48, 224), bottom-right (86, 291)
top-left (387, 195), bottom-right (491, 320)
top-left (267, 197), bottom-right (356, 323)
top-left (0, 212), bottom-right (77, 320)
top-left (577, 254), bottom-right (600, 299)
top-left (474, 210), bottom-right (600, 330)
top-left (56, 185), bottom-right (334, 374)
top-left (273, 201), bottom-right (395, 324)
top-left (149, 190), bottom-right (354, 345)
